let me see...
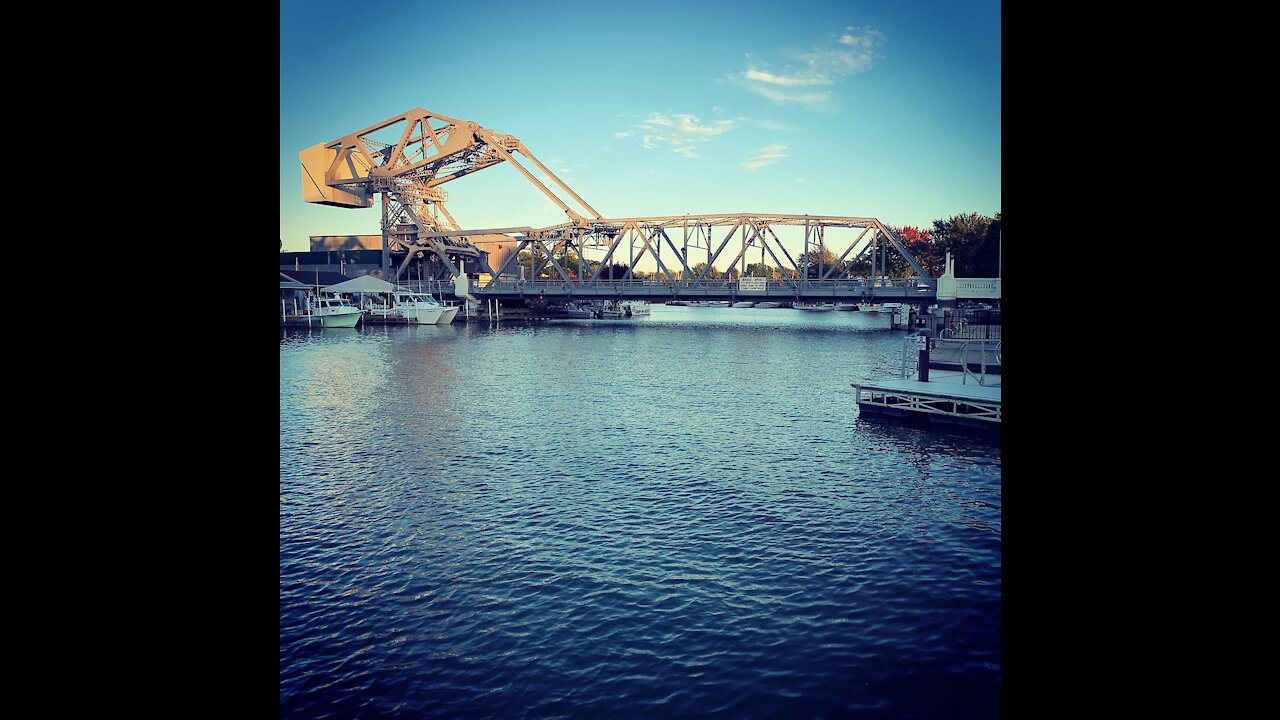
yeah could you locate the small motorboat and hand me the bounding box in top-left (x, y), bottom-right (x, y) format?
top-left (311, 293), bottom-right (363, 327)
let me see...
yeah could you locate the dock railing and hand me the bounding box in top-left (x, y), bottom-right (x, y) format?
top-left (904, 337), bottom-right (1001, 385)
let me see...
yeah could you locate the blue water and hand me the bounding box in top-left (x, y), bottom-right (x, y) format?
top-left (280, 306), bottom-right (1001, 718)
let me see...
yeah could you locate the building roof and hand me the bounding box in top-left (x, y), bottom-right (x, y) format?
top-left (279, 272), bottom-right (311, 289)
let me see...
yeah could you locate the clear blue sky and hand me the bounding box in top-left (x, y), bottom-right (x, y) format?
top-left (281, 0), bottom-right (1000, 253)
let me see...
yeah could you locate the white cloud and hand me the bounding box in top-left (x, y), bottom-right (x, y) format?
top-left (730, 26), bottom-right (885, 107)
top-left (623, 112), bottom-right (738, 157)
top-left (745, 69), bottom-right (831, 87)
top-left (613, 130), bottom-right (634, 138)
top-left (839, 26), bottom-right (883, 48)
top-left (755, 118), bottom-right (792, 131)
top-left (744, 84), bottom-right (831, 105)
top-left (740, 144), bottom-right (788, 171)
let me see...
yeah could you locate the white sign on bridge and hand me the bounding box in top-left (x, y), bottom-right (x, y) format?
top-left (739, 277), bottom-right (767, 292)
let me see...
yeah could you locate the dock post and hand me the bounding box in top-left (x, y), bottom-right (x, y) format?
top-left (918, 333), bottom-right (930, 382)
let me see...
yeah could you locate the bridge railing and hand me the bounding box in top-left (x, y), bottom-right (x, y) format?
top-left (477, 277), bottom-right (936, 293)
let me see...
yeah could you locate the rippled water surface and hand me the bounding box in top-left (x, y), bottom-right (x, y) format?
top-left (281, 306), bottom-right (1001, 718)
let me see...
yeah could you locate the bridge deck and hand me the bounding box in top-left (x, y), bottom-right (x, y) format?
top-left (470, 279), bottom-right (941, 301)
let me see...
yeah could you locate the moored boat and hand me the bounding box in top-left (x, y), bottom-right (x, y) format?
top-left (754, 301), bottom-right (783, 309)
top-left (436, 303), bottom-right (460, 324)
top-left (313, 293), bottom-right (363, 327)
top-left (794, 302), bottom-right (835, 312)
top-left (732, 301), bottom-right (755, 308)
top-left (834, 302), bottom-right (857, 311)
top-left (599, 300), bottom-right (651, 317)
top-left (367, 291), bottom-right (445, 324)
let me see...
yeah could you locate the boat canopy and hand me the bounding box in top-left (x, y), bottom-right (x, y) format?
top-left (322, 275), bottom-right (398, 294)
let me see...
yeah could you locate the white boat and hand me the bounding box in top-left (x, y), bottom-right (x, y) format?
top-left (704, 300), bottom-right (730, 307)
top-left (794, 302), bottom-right (835, 312)
top-left (367, 291), bottom-right (445, 324)
top-left (667, 300), bottom-right (688, 306)
top-left (856, 303), bottom-right (882, 312)
top-left (434, 301), bottom-right (460, 324)
top-left (732, 301), bottom-right (755, 308)
top-left (312, 293), bottom-right (363, 327)
top-left (880, 302), bottom-right (904, 314)
top-left (834, 303), bottom-right (857, 311)
top-left (599, 300), bottom-right (651, 317)
top-left (754, 301), bottom-right (783, 309)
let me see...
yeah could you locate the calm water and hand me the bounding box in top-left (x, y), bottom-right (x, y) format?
top-left (280, 306), bottom-right (1001, 718)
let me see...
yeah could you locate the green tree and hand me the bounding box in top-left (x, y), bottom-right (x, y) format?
top-left (801, 247), bottom-right (840, 278)
top-left (690, 262), bottom-right (723, 279)
top-left (932, 212), bottom-right (999, 277)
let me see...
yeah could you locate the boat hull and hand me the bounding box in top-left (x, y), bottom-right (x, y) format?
top-left (318, 310), bottom-right (362, 328)
top-left (437, 306), bottom-right (459, 324)
top-left (402, 306), bottom-right (444, 324)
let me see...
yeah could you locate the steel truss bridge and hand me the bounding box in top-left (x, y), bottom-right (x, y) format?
top-left (447, 213), bottom-right (934, 302)
top-left (301, 108), bottom-right (939, 303)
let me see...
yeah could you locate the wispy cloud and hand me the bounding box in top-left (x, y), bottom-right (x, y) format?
top-left (729, 26), bottom-right (885, 108)
top-left (755, 118), bottom-right (793, 131)
top-left (745, 69), bottom-right (830, 87)
top-left (617, 112), bottom-right (738, 158)
top-left (740, 144), bottom-right (788, 171)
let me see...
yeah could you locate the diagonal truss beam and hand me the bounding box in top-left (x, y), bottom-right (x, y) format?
top-left (694, 220), bottom-right (743, 282)
top-left (628, 226), bottom-right (678, 284)
top-left (488, 237), bottom-right (532, 281)
top-left (658, 228), bottom-right (696, 282)
top-left (821, 226), bottom-right (872, 280)
top-left (872, 221), bottom-right (931, 281)
top-left (716, 221), bottom-right (761, 279)
top-left (765, 226), bottom-right (802, 279)
top-left (532, 239), bottom-right (574, 285)
top-left (588, 223), bottom-right (633, 282)
top-left (759, 228), bottom-right (797, 288)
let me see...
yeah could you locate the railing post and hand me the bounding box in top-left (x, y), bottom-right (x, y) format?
top-left (918, 333), bottom-right (930, 382)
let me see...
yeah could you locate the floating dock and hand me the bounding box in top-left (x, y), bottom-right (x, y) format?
top-left (852, 378), bottom-right (1000, 428)
top-left (853, 336), bottom-right (1001, 431)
